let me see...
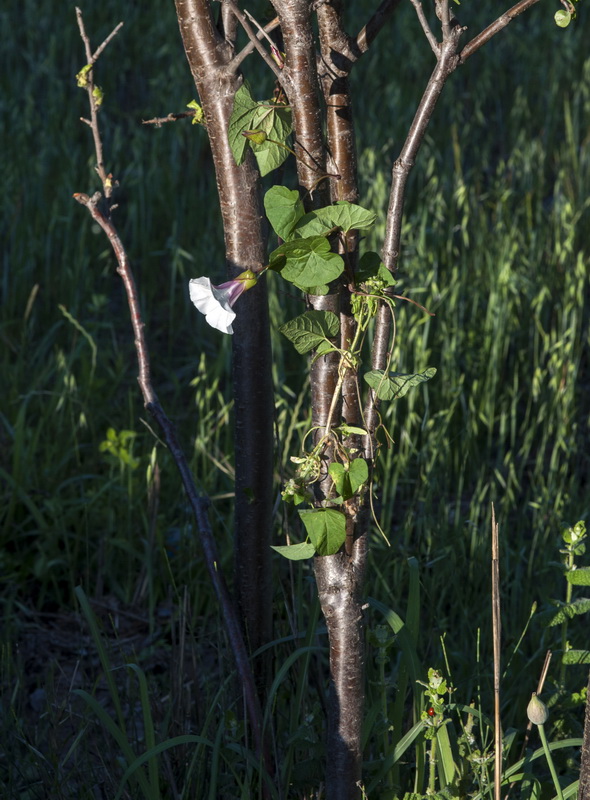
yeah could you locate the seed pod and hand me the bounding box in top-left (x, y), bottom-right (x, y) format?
top-left (527, 693), bottom-right (549, 725)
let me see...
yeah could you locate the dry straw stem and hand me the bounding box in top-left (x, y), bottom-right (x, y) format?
top-left (73, 9), bottom-right (269, 777)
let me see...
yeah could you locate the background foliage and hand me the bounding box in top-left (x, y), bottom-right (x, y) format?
top-left (1, 1), bottom-right (589, 796)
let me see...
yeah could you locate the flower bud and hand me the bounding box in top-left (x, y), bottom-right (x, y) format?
top-left (527, 693), bottom-right (549, 725)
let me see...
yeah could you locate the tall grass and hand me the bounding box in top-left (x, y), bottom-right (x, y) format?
top-left (1, 1), bottom-right (589, 797)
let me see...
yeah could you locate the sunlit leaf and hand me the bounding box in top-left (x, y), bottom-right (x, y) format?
top-left (228, 82), bottom-right (259, 165)
top-left (270, 237), bottom-right (344, 289)
top-left (298, 509), bottom-right (346, 556)
top-left (271, 542), bottom-right (317, 561)
top-left (566, 567), bottom-right (590, 586)
top-left (294, 202), bottom-right (376, 238)
top-left (248, 104), bottom-right (292, 176)
top-left (329, 458), bottom-right (368, 500)
top-left (562, 649), bottom-right (590, 665)
top-left (364, 367), bottom-right (437, 401)
top-left (264, 186), bottom-right (305, 241)
top-left (279, 311), bottom-right (340, 354)
top-left (542, 598), bottom-right (590, 627)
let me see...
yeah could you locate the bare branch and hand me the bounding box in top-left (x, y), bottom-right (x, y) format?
top-left (410, 0), bottom-right (439, 56)
top-left (439, 0), bottom-right (451, 41)
top-left (75, 7), bottom-right (123, 64)
top-left (230, 14), bottom-right (281, 71)
top-left (142, 111), bottom-right (198, 126)
top-left (355, 0), bottom-right (403, 56)
top-left (223, 0), bottom-right (285, 82)
top-left (92, 21), bottom-right (124, 62)
top-left (74, 9), bottom-right (272, 776)
top-left (381, 24), bottom-right (463, 271)
top-left (459, 0), bottom-right (542, 63)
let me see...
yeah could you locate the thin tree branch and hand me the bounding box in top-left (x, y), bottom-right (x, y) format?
top-left (72, 194), bottom-right (268, 769)
top-left (74, 7), bottom-right (272, 780)
top-left (354, 0), bottom-right (403, 56)
top-left (76, 7), bottom-right (124, 65)
top-left (143, 111), bottom-right (198, 126)
top-left (381, 23), bottom-right (464, 270)
top-left (229, 14), bottom-right (281, 72)
top-left (439, 0), bottom-right (451, 42)
top-left (223, 0), bottom-right (285, 82)
top-left (75, 8), bottom-right (123, 198)
top-left (459, 0), bottom-right (542, 62)
top-left (410, 0), bottom-right (439, 55)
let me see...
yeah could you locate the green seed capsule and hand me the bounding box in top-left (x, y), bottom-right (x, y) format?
top-left (527, 693), bottom-right (549, 725)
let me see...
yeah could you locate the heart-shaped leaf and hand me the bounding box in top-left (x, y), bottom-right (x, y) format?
top-left (294, 202), bottom-right (376, 238)
top-left (271, 542), bottom-right (317, 561)
top-left (279, 311), bottom-right (339, 354)
top-left (298, 509), bottom-right (346, 556)
top-left (270, 237), bottom-right (344, 289)
top-left (329, 458), bottom-right (368, 500)
top-left (264, 186), bottom-right (305, 241)
top-left (364, 367), bottom-right (437, 401)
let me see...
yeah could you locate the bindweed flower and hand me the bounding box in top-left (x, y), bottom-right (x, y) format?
top-left (189, 270), bottom-right (258, 334)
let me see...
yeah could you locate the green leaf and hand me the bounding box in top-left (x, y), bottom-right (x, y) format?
top-left (566, 567), bottom-right (590, 586)
top-left (271, 542), bottom-right (317, 561)
top-left (248, 105), bottom-right (292, 176)
top-left (562, 650), bottom-right (590, 665)
top-left (329, 458), bottom-right (368, 501)
top-left (279, 311), bottom-right (339, 354)
top-left (264, 186), bottom-right (305, 241)
top-left (334, 424), bottom-right (368, 437)
top-left (364, 367), bottom-right (437, 401)
top-left (356, 252), bottom-right (396, 286)
top-left (271, 237), bottom-right (344, 289)
top-left (228, 82), bottom-right (259, 166)
top-left (298, 509), bottom-right (346, 556)
top-left (76, 63), bottom-right (92, 88)
top-left (294, 202), bottom-right (376, 238)
top-left (228, 84), bottom-right (292, 175)
top-left (544, 598), bottom-right (590, 626)
top-left (187, 100), bottom-right (204, 124)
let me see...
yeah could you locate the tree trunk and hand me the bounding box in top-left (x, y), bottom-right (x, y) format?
top-left (174, 0), bottom-right (274, 679)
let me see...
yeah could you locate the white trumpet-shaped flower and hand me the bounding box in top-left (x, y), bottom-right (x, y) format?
top-left (189, 270), bottom-right (257, 334)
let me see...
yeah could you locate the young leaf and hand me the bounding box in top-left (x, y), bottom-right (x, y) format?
top-left (329, 458), bottom-right (368, 501)
top-left (228, 82), bottom-right (259, 165)
top-left (356, 252), bottom-right (396, 287)
top-left (364, 367), bottom-right (437, 401)
top-left (279, 310), bottom-right (339, 354)
top-left (248, 104), bottom-right (292, 176)
top-left (271, 542), bottom-right (317, 561)
top-left (561, 650), bottom-right (590, 665)
top-left (271, 237), bottom-right (344, 289)
top-left (294, 202), bottom-right (376, 238)
top-left (334, 424), bottom-right (368, 437)
top-left (298, 509), bottom-right (346, 556)
top-left (566, 567), bottom-right (590, 586)
top-left (264, 186), bottom-right (305, 241)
